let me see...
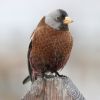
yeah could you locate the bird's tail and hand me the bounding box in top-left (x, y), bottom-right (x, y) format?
top-left (23, 75), bottom-right (31, 84)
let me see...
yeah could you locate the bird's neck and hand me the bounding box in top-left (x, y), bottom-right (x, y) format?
top-left (59, 24), bottom-right (69, 31)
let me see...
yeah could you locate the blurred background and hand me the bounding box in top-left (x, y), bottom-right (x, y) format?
top-left (0, 0), bottom-right (100, 100)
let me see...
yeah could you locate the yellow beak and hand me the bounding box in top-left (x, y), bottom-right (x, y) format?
top-left (63, 17), bottom-right (73, 24)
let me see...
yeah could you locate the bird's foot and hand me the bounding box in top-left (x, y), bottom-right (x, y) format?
top-left (55, 71), bottom-right (66, 77)
top-left (42, 73), bottom-right (49, 78)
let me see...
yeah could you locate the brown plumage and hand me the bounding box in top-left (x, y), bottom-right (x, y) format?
top-left (23, 9), bottom-right (73, 84)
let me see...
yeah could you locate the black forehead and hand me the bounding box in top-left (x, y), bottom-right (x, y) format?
top-left (58, 9), bottom-right (68, 16)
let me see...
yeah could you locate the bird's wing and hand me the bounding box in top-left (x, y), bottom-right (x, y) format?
top-left (23, 40), bottom-right (32, 84)
top-left (27, 40), bottom-right (33, 81)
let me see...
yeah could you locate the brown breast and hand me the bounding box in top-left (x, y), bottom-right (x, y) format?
top-left (30, 17), bottom-right (73, 72)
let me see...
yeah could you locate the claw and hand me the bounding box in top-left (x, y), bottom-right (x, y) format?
top-left (55, 71), bottom-right (66, 77)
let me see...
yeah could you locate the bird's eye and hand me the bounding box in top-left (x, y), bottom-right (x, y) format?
top-left (56, 16), bottom-right (61, 20)
top-left (61, 14), bottom-right (65, 18)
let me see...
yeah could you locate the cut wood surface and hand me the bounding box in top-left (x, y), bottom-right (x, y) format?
top-left (22, 76), bottom-right (86, 100)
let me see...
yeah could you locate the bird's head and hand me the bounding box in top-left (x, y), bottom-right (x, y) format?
top-left (45, 9), bottom-right (73, 31)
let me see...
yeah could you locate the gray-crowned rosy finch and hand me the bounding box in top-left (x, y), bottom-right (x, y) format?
top-left (23, 9), bottom-right (73, 84)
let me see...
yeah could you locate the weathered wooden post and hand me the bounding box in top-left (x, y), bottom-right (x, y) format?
top-left (22, 75), bottom-right (86, 100)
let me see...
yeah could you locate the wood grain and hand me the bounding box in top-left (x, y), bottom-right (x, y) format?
top-left (22, 76), bottom-right (86, 100)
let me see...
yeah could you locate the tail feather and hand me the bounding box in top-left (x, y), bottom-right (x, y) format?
top-left (23, 75), bottom-right (30, 84)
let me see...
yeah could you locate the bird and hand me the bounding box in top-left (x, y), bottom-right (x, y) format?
top-left (23, 9), bottom-right (73, 84)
